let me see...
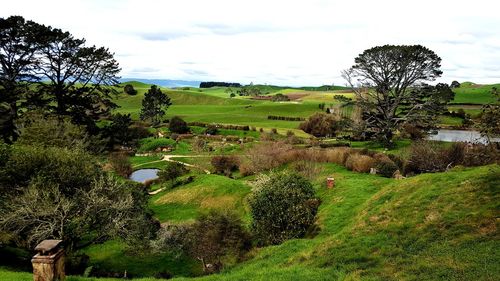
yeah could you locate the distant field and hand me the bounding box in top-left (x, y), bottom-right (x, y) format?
top-left (451, 82), bottom-right (498, 104)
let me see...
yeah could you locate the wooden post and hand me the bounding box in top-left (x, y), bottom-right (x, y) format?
top-left (32, 240), bottom-right (65, 281)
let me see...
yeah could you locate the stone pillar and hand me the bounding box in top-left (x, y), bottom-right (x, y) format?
top-left (32, 240), bottom-right (65, 281)
top-left (326, 177), bottom-right (335, 189)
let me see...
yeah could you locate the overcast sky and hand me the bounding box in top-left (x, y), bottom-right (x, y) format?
top-left (2, 0), bottom-right (499, 86)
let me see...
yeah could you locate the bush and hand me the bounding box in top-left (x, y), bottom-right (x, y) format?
top-left (192, 138), bottom-right (208, 152)
top-left (406, 141), bottom-right (455, 174)
top-left (204, 125), bottom-right (218, 135)
top-left (109, 152), bottom-right (132, 177)
top-left (239, 142), bottom-right (293, 175)
top-left (124, 84), bottom-right (138, 95)
top-left (345, 154), bottom-right (376, 173)
top-left (158, 162), bottom-right (188, 185)
top-left (211, 155), bottom-right (240, 176)
top-left (249, 172), bottom-right (320, 245)
top-left (299, 113), bottom-right (340, 137)
top-left (186, 210), bottom-right (251, 273)
top-left (376, 160), bottom-right (399, 178)
top-left (169, 116), bottom-right (190, 134)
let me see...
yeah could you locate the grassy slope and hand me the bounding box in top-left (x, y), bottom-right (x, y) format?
top-left (451, 82), bottom-right (498, 104)
top-left (2, 164), bottom-right (499, 280)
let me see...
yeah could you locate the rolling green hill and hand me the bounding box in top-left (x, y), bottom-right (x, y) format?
top-left (2, 164), bottom-right (498, 280)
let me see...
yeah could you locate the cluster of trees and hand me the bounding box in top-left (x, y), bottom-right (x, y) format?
top-left (0, 16), bottom-right (121, 143)
top-left (299, 113), bottom-right (348, 137)
top-left (237, 86), bottom-right (263, 96)
top-left (199, 82), bottom-right (242, 88)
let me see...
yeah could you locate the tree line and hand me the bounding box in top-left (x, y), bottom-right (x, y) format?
top-left (0, 15), bottom-right (120, 143)
top-left (199, 81), bottom-right (242, 88)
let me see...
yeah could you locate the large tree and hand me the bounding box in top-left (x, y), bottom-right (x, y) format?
top-left (0, 16), bottom-right (44, 142)
top-left (35, 27), bottom-right (121, 132)
top-left (140, 85), bottom-right (172, 125)
top-left (342, 45), bottom-right (453, 146)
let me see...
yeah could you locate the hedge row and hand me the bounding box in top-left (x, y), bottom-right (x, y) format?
top-left (267, 115), bottom-right (305, 121)
top-left (188, 122), bottom-right (250, 131)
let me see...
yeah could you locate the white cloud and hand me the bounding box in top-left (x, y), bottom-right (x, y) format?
top-left (1, 0), bottom-right (499, 86)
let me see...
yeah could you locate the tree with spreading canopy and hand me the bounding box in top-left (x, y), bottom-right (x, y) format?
top-left (342, 45), bottom-right (454, 146)
top-left (140, 85), bottom-right (172, 125)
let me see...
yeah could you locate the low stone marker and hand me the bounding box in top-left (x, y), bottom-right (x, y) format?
top-left (32, 239), bottom-right (65, 281)
top-left (326, 177), bottom-right (335, 189)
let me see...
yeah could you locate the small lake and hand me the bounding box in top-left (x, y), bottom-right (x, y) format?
top-left (428, 129), bottom-right (499, 144)
top-left (129, 169), bottom-right (159, 183)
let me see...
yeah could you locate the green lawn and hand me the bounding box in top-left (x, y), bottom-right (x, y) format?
top-left (451, 83), bottom-right (498, 104)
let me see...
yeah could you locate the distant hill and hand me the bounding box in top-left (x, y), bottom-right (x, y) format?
top-left (119, 78), bottom-right (202, 88)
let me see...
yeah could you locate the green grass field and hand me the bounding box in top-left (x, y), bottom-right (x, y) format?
top-left (451, 82), bottom-right (498, 104)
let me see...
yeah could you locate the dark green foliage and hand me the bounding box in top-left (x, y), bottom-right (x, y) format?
top-left (0, 16), bottom-right (43, 142)
top-left (450, 80), bottom-right (460, 88)
top-left (249, 172), bottom-right (320, 245)
top-left (343, 45), bottom-right (453, 146)
top-left (16, 113), bottom-right (91, 149)
top-left (0, 145), bottom-right (100, 195)
top-left (271, 93), bottom-right (290, 102)
top-left (199, 82), bottom-right (241, 88)
top-left (299, 112), bottom-right (340, 137)
top-left (103, 113), bottom-right (134, 147)
top-left (478, 87), bottom-right (500, 141)
top-left (211, 155), bottom-right (239, 176)
top-left (204, 124), bottom-right (218, 135)
top-left (376, 160), bottom-right (398, 178)
top-left (0, 144), bottom-right (156, 251)
top-left (123, 84), bottom-right (138, 95)
top-left (1, 15), bottom-right (121, 137)
top-left (158, 162), bottom-right (188, 186)
top-left (169, 116), bottom-right (189, 134)
top-left (186, 210), bottom-right (251, 273)
top-left (35, 27), bottom-right (120, 133)
top-left (140, 85), bottom-right (172, 125)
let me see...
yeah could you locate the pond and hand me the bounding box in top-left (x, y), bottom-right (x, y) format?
top-left (129, 169), bottom-right (159, 183)
top-left (428, 129), bottom-right (499, 144)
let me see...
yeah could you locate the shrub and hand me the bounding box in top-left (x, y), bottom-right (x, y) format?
top-left (299, 113), bottom-right (340, 137)
top-left (211, 155), bottom-right (240, 176)
top-left (169, 116), bottom-right (190, 134)
top-left (462, 144), bottom-right (499, 167)
top-left (186, 210), bottom-right (251, 273)
top-left (376, 160), bottom-right (399, 178)
top-left (204, 125), bottom-right (218, 135)
top-left (405, 141), bottom-right (454, 174)
top-left (239, 142), bottom-right (293, 175)
top-left (345, 154), bottom-right (376, 173)
top-left (249, 172), bottom-right (320, 245)
top-left (271, 128), bottom-right (278, 134)
top-left (109, 152), bottom-right (132, 177)
top-left (158, 162), bottom-right (188, 185)
top-left (192, 138), bottom-right (208, 152)
top-left (124, 84), bottom-right (138, 95)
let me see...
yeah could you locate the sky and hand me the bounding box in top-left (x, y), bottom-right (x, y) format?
top-left (2, 0), bottom-right (500, 86)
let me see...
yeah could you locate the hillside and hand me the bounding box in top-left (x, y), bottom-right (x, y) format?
top-left (2, 164), bottom-right (498, 280)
